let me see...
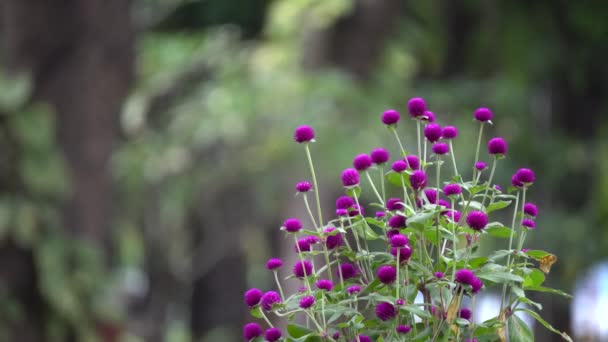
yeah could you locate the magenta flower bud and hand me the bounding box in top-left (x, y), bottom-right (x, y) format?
top-left (391, 246), bottom-right (412, 262)
top-left (488, 137), bottom-right (507, 156)
top-left (357, 335), bottom-right (371, 342)
top-left (283, 218), bottom-right (302, 232)
top-left (511, 174), bottom-right (523, 187)
top-left (524, 203), bottom-right (538, 217)
top-left (435, 272), bottom-right (444, 279)
top-left (377, 265), bottom-right (397, 284)
top-left (386, 229), bottom-right (400, 239)
top-left (375, 211), bottom-right (386, 218)
top-left (294, 125), bottom-right (315, 143)
top-left (376, 302), bottom-right (397, 321)
top-left (336, 209), bottom-right (348, 216)
top-left (244, 288), bottom-right (263, 307)
top-left (386, 198), bottom-right (404, 211)
top-left (407, 97), bottom-right (427, 117)
top-left (466, 211), bottom-right (488, 230)
top-left (424, 123), bottom-right (443, 143)
top-left (410, 170), bottom-right (427, 190)
top-left (397, 325), bottom-right (412, 334)
top-left (406, 155), bottom-right (420, 170)
top-left (347, 285), bottom-right (361, 295)
top-left (390, 234), bottom-right (408, 247)
top-left (266, 258), bottom-right (283, 270)
top-left (341, 168), bottom-right (360, 187)
top-left (432, 142), bottom-right (449, 155)
top-left (261, 291), bottom-right (281, 311)
top-left (474, 107), bottom-right (493, 122)
top-left (295, 238), bottom-right (311, 252)
top-left (336, 196), bottom-right (355, 209)
top-left (299, 295), bottom-right (315, 309)
top-left (443, 209), bottom-right (461, 222)
top-left (293, 260), bottom-right (313, 278)
top-left (306, 236), bottom-right (319, 244)
top-left (296, 181), bottom-right (312, 192)
top-left (332, 332), bottom-right (340, 339)
top-left (424, 188), bottom-right (438, 204)
top-left (349, 204), bottom-right (363, 217)
top-left (265, 328), bottom-right (282, 342)
top-left (324, 227), bottom-right (343, 249)
top-left (438, 199), bottom-right (451, 209)
top-left (244, 323), bottom-right (263, 340)
top-left (455, 269), bottom-right (476, 284)
top-left (353, 154), bottom-right (372, 171)
top-left (515, 168), bottom-right (535, 185)
top-left (442, 126), bottom-right (458, 139)
top-left (392, 160), bottom-right (408, 172)
top-left (475, 161), bottom-right (487, 170)
top-left (316, 279), bottom-right (334, 291)
top-left (443, 183), bottom-right (462, 196)
top-left (495, 184), bottom-right (502, 192)
top-left (522, 219), bottom-right (536, 229)
top-left (382, 109), bottom-right (401, 125)
top-left (370, 148), bottom-right (390, 164)
top-left (422, 110), bottom-right (436, 122)
top-left (339, 263), bottom-right (358, 279)
top-left (396, 299), bottom-right (405, 305)
top-left (471, 277), bottom-right (483, 293)
top-left (388, 215), bottom-right (406, 228)
top-left (460, 308), bottom-right (472, 320)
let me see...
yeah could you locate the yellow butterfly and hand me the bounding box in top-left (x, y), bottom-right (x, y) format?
top-left (538, 254), bottom-right (557, 274)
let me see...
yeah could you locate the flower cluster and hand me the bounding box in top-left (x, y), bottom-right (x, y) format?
top-left (243, 99), bottom-right (571, 341)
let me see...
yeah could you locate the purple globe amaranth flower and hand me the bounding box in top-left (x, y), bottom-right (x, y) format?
top-left (324, 227), bottom-right (343, 249)
top-left (294, 125), bottom-right (315, 143)
top-left (375, 302), bottom-right (397, 321)
top-left (495, 184), bottom-right (502, 192)
top-left (443, 183), bottom-right (462, 196)
top-left (347, 285), bottom-right (361, 295)
top-left (396, 325), bottom-right (412, 334)
top-left (266, 258), bottom-right (283, 270)
top-left (299, 295), bottom-right (315, 309)
top-left (336, 209), bottom-right (348, 217)
top-left (522, 219), bottom-right (536, 229)
top-left (353, 154), bottom-right (372, 171)
top-left (295, 238), bottom-right (312, 252)
top-left (391, 246), bottom-right (412, 262)
top-left (442, 126), bottom-right (458, 139)
top-left (382, 109), bottom-right (401, 125)
top-left (524, 202), bottom-right (538, 217)
top-left (375, 211), bottom-right (386, 218)
top-left (306, 236), bottom-right (319, 244)
top-left (261, 291), bottom-right (281, 311)
top-left (460, 308), bottom-right (472, 320)
top-left (474, 107), bottom-right (493, 122)
top-left (511, 174), bottom-right (523, 187)
top-left (396, 299), bottom-right (405, 306)
top-left (515, 168), bottom-right (535, 185)
top-left (295, 181), bottom-right (312, 192)
top-left (471, 277), bottom-right (484, 293)
top-left (432, 142), bottom-right (449, 155)
top-left (438, 199), bottom-right (451, 209)
top-left (341, 168), bottom-right (360, 187)
top-left (283, 218), bottom-right (302, 232)
top-left (357, 335), bottom-right (371, 342)
top-left (244, 323), bottom-right (263, 340)
top-left (410, 170), bottom-right (427, 190)
top-left (339, 263), bottom-right (358, 279)
top-left (424, 123), bottom-right (443, 143)
top-left (475, 161), bottom-right (487, 171)
top-left (244, 288), bottom-right (263, 307)
top-left (336, 196), bottom-right (355, 209)
top-left (435, 271), bottom-right (444, 279)
top-left (349, 204), bottom-right (363, 217)
top-left (293, 260), bottom-right (313, 278)
top-left (466, 211), bottom-right (488, 230)
top-left (386, 198), bottom-right (404, 211)
top-left (408, 97), bottom-right (427, 118)
top-left (388, 215), bottom-right (406, 228)
top-left (423, 188), bottom-right (438, 205)
top-left (377, 265), bottom-right (397, 284)
top-left (390, 234), bottom-right (408, 247)
top-left (406, 155), bottom-right (420, 170)
top-left (316, 279), bottom-right (334, 291)
top-left (455, 269), bottom-right (476, 285)
top-left (423, 111), bottom-right (436, 122)
top-left (332, 332), bottom-right (340, 339)
top-left (392, 160), bottom-right (408, 172)
top-left (265, 328), bottom-right (282, 342)
top-left (443, 209), bottom-right (461, 222)
top-left (370, 148), bottom-right (390, 164)
top-left (488, 137), bottom-right (508, 156)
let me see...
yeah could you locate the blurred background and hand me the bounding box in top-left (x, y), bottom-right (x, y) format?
top-left (0, 0), bottom-right (607, 341)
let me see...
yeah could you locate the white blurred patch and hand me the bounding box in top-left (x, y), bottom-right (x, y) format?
top-left (572, 262), bottom-right (608, 340)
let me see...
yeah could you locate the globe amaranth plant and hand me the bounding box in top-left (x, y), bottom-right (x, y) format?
top-left (243, 98), bottom-right (573, 341)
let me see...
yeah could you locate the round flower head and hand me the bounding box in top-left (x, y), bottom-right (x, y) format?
top-left (295, 181), bottom-right (312, 192)
top-left (455, 269), bottom-right (476, 285)
top-left (293, 260), bottom-right (313, 278)
top-left (471, 277), bottom-right (484, 293)
top-left (332, 332), bottom-right (340, 339)
top-left (515, 168), bottom-right (535, 185)
top-left (324, 227), bottom-right (343, 249)
top-left (261, 291), bottom-right (281, 311)
top-left (495, 184), bottom-right (502, 192)
top-left (294, 125), bottom-right (315, 143)
top-left (376, 302), bottom-right (397, 321)
top-left (522, 219), bottom-right (536, 229)
top-left (488, 137), bottom-right (507, 156)
top-left (382, 109), bottom-right (401, 125)
top-left (386, 198), bottom-right (404, 211)
top-left (524, 202), bottom-right (538, 217)
top-left (388, 215), bottom-right (406, 228)
top-left (474, 107), bottom-right (493, 122)
top-left (341, 168), bottom-right (360, 187)
top-left (511, 173), bottom-right (523, 187)
top-left (244, 323), bottom-right (263, 340)
top-left (336, 196), bottom-right (355, 209)
top-left (339, 263), bottom-right (358, 279)
top-left (438, 199), bottom-right (450, 209)
top-left (397, 325), bottom-right (412, 334)
top-left (442, 126), bottom-right (458, 139)
top-left (244, 288), bottom-right (263, 307)
top-left (266, 258), bottom-right (283, 270)
top-left (422, 110), bottom-right (436, 122)
top-left (410, 170), bottom-right (427, 190)
top-left (423, 188), bottom-right (438, 204)
top-left (460, 308), bottom-right (472, 320)
top-left (432, 142), bottom-right (449, 155)
top-left (443, 209), bottom-right (461, 222)
top-left (336, 209), bottom-right (348, 217)
top-left (391, 160), bottom-right (408, 172)
top-left (347, 285), bottom-right (361, 295)
top-left (390, 234), bottom-right (408, 247)
top-left (306, 236), bottom-right (319, 244)
top-left (357, 335), bottom-right (371, 342)
top-left (391, 245), bottom-right (412, 262)
top-left (353, 154), bottom-right (372, 171)
top-left (265, 328), bottom-right (282, 342)
top-left (386, 229), bottom-right (400, 239)
top-left (406, 155), bottom-right (420, 170)
top-left (435, 271), bottom-right (444, 279)
top-left (407, 97), bottom-right (427, 117)
top-left (424, 123), bottom-right (443, 143)
top-left (349, 204), bottom-right (363, 217)
top-left (466, 211), bottom-right (488, 230)
top-left (283, 218), bottom-right (302, 233)
top-left (475, 161), bottom-right (487, 171)
top-left (377, 265), bottom-right (397, 284)
top-left (295, 238), bottom-right (311, 252)
top-left (396, 299), bottom-right (404, 306)
top-left (443, 183), bottom-right (462, 196)
top-left (375, 211), bottom-right (386, 218)
top-left (299, 295), bottom-right (315, 309)
top-left (370, 148), bottom-right (390, 164)
top-left (316, 279), bottom-right (334, 291)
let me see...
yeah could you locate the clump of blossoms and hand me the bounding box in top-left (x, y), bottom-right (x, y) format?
top-left (243, 101), bottom-right (572, 341)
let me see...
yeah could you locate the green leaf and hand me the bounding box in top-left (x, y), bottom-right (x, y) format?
top-left (523, 269), bottom-right (545, 288)
top-left (507, 314), bottom-right (533, 342)
top-left (250, 307), bottom-right (263, 319)
top-left (287, 324), bottom-right (314, 338)
top-left (525, 286), bottom-right (572, 298)
top-left (486, 200), bottom-right (512, 213)
top-left (400, 304), bottom-right (431, 319)
top-left (362, 223), bottom-right (380, 240)
top-left (365, 217), bottom-right (385, 228)
top-left (488, 249), bottom-right (512, 261)
top-left (469, 184), bottom-right (487, 194)
top-left (517, 308), bottom-right (574, 341)
top-left (478, 271), bottom-right (523, 284)
top-left (484, 225), bottom-right (514, 238)
top-left (345, 186), bottom-right (361, 198)
top-left (525, 250), bottom-right (552, 259)
top-left (518, 296), bottom-right (543, 311)
top-left (407, 211), bottom-right (436, 230)
top-left (386, 171), bottom-right (410, 188)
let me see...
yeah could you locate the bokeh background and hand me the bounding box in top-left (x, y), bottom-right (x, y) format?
top-left (0, 0), bottom-right (607, 341)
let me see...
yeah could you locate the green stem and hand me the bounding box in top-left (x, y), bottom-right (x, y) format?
top-left (451, 198), bottom-right (457, 282)
top-left (304, 144), bottom-right (323, 227)
top-left (417, 120), bottom-right (422, 159)
top-left (259, 307), bottom-right (274, 328)
top-left (302, 194), bottom-right (318, 230)
top-left (480, 157), bottom-right (498, 209)
top-left (396, 248), bottom-right (401, 299)
top-left (365, 171), bottom-right (385, 205)
top-left (473, 123), bottom-right (485, 181)
top-left (435, 156), bottom-right (442, 269)
top-left (294, 234), bottom-right (312, 293)
top-left (449, 140), bottom-right (460, 179)
top-left (391, 126), bottom-right (407, 157)
top-left (500, 191), bottom-right (520, 314)
top-left (273, 271), bottom-right (285, 301)
top-left (379, 165), bottom-right (386, 204)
